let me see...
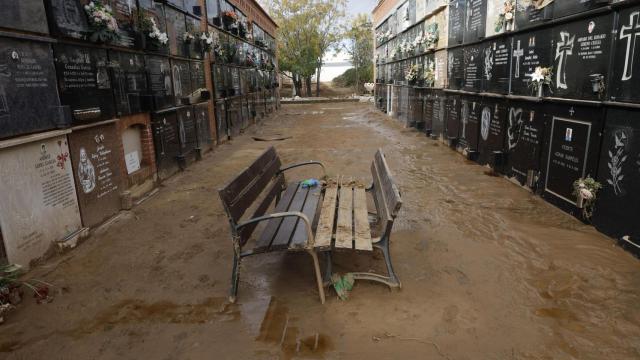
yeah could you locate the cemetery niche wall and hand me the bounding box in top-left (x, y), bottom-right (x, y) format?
top-left (373, 0), bottom-right (640, 247)
top-left (0, 0), bottom-right (281, 264)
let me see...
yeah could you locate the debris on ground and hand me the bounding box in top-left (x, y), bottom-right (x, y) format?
top-left (331, 273), bottom-right (354, 300)
top-left (252, 135), bottom-right (293, 142)
top-left (301, 179), bottom-right (320, 188)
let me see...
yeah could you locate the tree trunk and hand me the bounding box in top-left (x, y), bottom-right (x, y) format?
top-left (316, 65), bottom-right (322, 97)
top-left (305, 76), bottom-right (312, 97)
top-left (293, 74), bottom-right (302, 97)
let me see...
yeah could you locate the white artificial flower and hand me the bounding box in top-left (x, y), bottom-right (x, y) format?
top-left (580, 188), bottom-right (593, 200)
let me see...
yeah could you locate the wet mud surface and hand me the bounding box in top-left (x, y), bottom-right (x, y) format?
top-left (2, 103), bottom-right (640, 359)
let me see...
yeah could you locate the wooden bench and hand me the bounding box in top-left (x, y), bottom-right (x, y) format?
top-left (219, 148), bottom-right (402, 304)
top-left (218, 146), bottom-right (327, 304)
top-left (317, 149), bottom-right (403, 288)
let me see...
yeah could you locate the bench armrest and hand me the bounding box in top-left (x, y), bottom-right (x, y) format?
top-left (278, 161), bottom-right (326, 178)
top-left (235, 211), bottom-right (314, 247)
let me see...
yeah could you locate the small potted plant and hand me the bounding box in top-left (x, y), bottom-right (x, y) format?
top-left (238, 21), bottom-right (247, 39)
top-left (405, 64), bottom-right (419, 85)
top-left (199, 31), bottom-right (214, 53)
top-left (139, 16), bottom-right (168, 48)
top-left (183, 31), bottom-right (195, 44)
top-left (590, 74), bottom-right (605, 98)
top-left (494, 0), bottom-right (515, 33)
top-left (84, 1), bottom-right (120, 44)
top-left (424, 63), bottom-right (436, 87)
top-left (222, 10), bottom-right (238, 32)
top-left (573, 177), bottom-right (602, 220)
top-left (528, 66), bottom-right (553, 97)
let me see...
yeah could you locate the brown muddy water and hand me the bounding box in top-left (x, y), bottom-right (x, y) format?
top-left (1, 102), bottom-right (639, 359)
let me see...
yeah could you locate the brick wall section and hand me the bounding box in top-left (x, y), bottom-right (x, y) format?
top-left (372, 0), bottom-right (402, 26)
top-left (115, 113), bottom-right (157, 188)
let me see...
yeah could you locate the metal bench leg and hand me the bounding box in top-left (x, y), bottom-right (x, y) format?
top-left (229, 252), bottom-right (240, 303)
top-left (375, 235), bottom-right (402, 289)
top-left (350, 235), bottom-right (402, 290)
top-left (307, 249), bottom-right (326, 304)
top-left (323, 251), bottom-right (333, 286)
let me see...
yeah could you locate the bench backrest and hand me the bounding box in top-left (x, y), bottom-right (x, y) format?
top-left (218, 146), bottom-right (283, 244)
top-left (371, 149), bottom-right (402, 223)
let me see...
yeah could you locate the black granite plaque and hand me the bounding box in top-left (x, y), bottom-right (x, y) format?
top-left (610, 6), bottom-right (640, 103)
top-left (176, 106), bottom-right (197, 161)
top-left (212, 64), bottom-right (226, 98)
top-left (447, 47), bottom-right (465, 90)
top-left (510, 29), bottom-right (552, 96)
top-left (448, 0), bottom-right (466, 46)
top-left (145, 55), bottom-right (173, 110)
top-left (190, 60), bottom-right (206, 91)
top-left (193, 102), bottom-right (212, 148)
top-left (108, 50), bottom-right (150, 116)
top-left (226, 96), bottom-right (241, 137)
top-left (107, 0), bottom-right (138, 47)
top-left (214, 99), bottom-right (227, 141)
top-left (431, 91), bottom-right (446, 137)
top-left (422, 89), bottom-right (434, 132)
top-left (458, 96), bottom-right (481, 151)
top-left (515, 0), bottom-right (553, 30)
top-left (186, 15), bottom-right (203, 59)
top-left (593, 107), bottom-right (640, 241)
top-left (463, 0), bottom-right (487, 44)
top-left (553, 0), bottom-right (607, 19)
top-left (46, 0), bottom-right (89, 39)
top-left (477, 99), bottom-right (507, 166)
top-left (0, 0), bottom-right (49, 34)
top-left (54, 44), bottom-right (116, 124)
top-left (166, 6), bottom-right (188, 58)
top-left (446, 95), bottom-right (461, 140)
top-left (230, 66), bottom-right (240, 96)
top-left (152, 109), bottom-right (181, 179)
top-left (0, 38), bottom-right (65, 139)
top-left (505, 100), bottom-right (546, 185)
top-left (482, 37), bottom-right (510, 94)
top-left (550, 14), bottom-right (613, 100)
top-left (541, 104), bottom-right (603, 210)
top-left (463, 44), bottom-right (482, 91)
top-left (170, 58), bottom-right (192, 105)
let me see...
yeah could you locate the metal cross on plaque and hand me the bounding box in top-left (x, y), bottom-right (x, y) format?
top-left (555, 31), bottom-right (575, 90)
top-left (620, 11), bottom-right (640, 81)
top-left (513, 40), bottom-right (524, 78)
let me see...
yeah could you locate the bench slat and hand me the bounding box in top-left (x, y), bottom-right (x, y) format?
top-left (335, 186), bottom-right (354, 249)
top-left (254, 183), bottom-right (299, 252)
top-left (270, 184), bottom-right (308, 250)
top-left (239, 175), bottom-right (285, 246)
top-left (314, 186), bottom-right (337, 250)
top-left (374, 150), bottom-right (402, 217)
top-left (219, 146), bottom-right (278, 206)
top-left (353, 187), bottom-right (373, 251)
top-left (371, 161), bottom-right (391, 223)
top-left (289, 185), bottom-right (322, 249)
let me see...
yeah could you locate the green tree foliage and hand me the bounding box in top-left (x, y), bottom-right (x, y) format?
top-left (344, 13), bottom-right (373, 94)
top-left (331, 65), bottom-right (373, 88)
top-left (263, 0), bottom-right (346, 97)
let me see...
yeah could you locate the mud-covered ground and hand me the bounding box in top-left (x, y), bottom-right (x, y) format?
top-left (2, 102), bottom-right (640, 359)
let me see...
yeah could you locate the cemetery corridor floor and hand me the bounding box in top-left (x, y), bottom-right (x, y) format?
top-left (2, 102), bottom-right (640, 360)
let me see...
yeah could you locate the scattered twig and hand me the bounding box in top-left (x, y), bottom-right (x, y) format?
top-left (373, 332), bottom-right (452, 360)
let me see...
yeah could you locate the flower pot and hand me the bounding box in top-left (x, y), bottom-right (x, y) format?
top-left (537, 85), bottom-right (544, 98)
top-left (506, 20), bottom-right (514, 32)
top-left (576, 193), bottom-right (585, 209)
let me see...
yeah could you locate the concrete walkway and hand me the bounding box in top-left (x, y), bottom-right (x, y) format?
top-left (2, 102), bottom-right (640, 359)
